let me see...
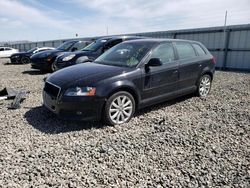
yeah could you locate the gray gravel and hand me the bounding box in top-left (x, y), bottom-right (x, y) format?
top-left (0, 58), bottom-right (249, 187)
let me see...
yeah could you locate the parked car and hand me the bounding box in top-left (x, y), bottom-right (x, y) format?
top-left (53, 36), bottom-right (145, 71)
top-left (30, 40), bottom-right (90, 71)
top-left (0, 47), bottom-right (19, 58)
top-left (10, 47), bottom-right (55, 64)
top-left (43, 39), bottom-right (215, 125)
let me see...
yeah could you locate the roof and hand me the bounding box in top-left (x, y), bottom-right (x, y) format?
top-left (122, 38), bottom-right (200, 44)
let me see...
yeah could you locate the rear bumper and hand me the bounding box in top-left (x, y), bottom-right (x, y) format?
top-left (43, 91), bottom-right (105, 121)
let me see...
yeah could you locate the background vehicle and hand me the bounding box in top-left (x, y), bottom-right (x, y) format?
top-left (43, 39), bottom-right (215, 125)
top-left (53, 36), bottom-right (145, 71)
top-left (30, 40), bottom-right (90, 71)
top-left (0, 47), bottom-right (19, 58)
top-left (10, 47), bottom-right (55, 64)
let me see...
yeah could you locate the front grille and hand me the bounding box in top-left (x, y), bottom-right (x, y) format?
top-left (44, 82), bottom-right (61, 99)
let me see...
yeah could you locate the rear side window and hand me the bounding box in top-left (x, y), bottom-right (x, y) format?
top-left (193, 43), bottom-right (206, 56)
top-left (175, 42), bottom-right (196, 59)
top-left (151, 43), bottom-right (175, 64)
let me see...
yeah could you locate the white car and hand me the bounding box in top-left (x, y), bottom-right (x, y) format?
top-left (0, 47), bottom-right (19, 58)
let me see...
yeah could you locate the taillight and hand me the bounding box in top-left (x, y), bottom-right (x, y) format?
top-left (212, 56), bottom-right (216, 64)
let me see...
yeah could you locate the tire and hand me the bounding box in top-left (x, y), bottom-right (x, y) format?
top-left (103, 91), bottom-right (135, 125)
top-left (197, 74), bottom-right (212, 97)
top-left (21, 57), bottom-right (30, 64)
top-left (51, 63), bottom-right (56, 72)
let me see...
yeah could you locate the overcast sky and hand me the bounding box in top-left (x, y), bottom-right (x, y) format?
top-left (0, 0), bottom-right (249, 42)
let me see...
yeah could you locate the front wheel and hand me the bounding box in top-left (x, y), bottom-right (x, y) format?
top-left (21, 57), bottom-right (30, 64)
top-left (197, 74), bottom-right (212, 97)
top-left (51, 63), bottom-right (56, 72)
top-left (103, 91), bottom-right (135, 125)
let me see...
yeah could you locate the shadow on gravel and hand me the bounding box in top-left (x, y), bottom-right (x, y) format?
top-left (135, 93), bottom-right (194, 117)
top-left (24, 106), bottom-right (103, 134)
top-left (24, 94), bottom-right (194, 134)
top-left (22, 70), bottom-right (47, 75)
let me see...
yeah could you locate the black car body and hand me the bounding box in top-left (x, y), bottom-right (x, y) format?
top-left (30, 40), bottom-right (90, 71)
top-left (43, 39), bottom-right (215, 125)
top-left (10, 47), bottom-right (54, 64)
top-left (53, 36), bottom-right (145, 71)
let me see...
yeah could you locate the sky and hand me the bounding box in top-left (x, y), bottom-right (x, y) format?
top-left (0, 0), bottom-right (250, 42)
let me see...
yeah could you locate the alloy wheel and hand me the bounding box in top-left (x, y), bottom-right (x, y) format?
top-left (109, 95), bottom-right (133, 124)
top-left (199, 75), bottom-right (211, 97)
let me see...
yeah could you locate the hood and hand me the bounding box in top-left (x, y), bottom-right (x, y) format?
top-left (47, 62), bottom-right (129, 88)
top-left (31, 49), bottom-right (65, 59)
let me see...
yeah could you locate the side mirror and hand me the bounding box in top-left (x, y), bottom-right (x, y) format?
top-left (147, 58), bottom-right (162, 67)
top-left (71, 47), bottom-right (78, 52)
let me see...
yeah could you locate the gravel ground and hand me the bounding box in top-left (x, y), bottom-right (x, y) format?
top-left (0, 58), bottom-right (249, 188)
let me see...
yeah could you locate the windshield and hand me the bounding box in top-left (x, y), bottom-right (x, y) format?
top-left (95, 42), bottom-right (154, 67)
top-left (82, 38), bottom-right (110, 51)
top-left (57, 41), bottom-right (76, 50)
top-left (27, 47), bottom-right (38, 53)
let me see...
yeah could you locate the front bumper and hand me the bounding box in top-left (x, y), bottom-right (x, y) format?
top-left (31, 58), bottom-right (51, 71)
top-left (43, 91), bottom-right (105, 121)
top-left (54, 60), bottom-right (76, 71)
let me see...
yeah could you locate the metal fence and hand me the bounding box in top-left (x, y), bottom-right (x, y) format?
top-left (6, 24), bottom-right (250, 71)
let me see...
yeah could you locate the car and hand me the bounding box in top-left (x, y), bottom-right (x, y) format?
top-left (0, 47), bottom-right (19, 58)
top-left (10, 47), bottom-right (55, 64)
top-left (30, 40), bottom-right (90, 72)
top-left (43, 39), bottom-right (215, 125)
top-left (53, 36), bottom-right (145, 71)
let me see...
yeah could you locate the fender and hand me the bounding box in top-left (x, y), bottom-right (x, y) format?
top-left (97, 80), bottom-right (141, 106)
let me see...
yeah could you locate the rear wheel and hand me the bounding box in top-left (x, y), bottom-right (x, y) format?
top-left (21, 57), bottom-right (30, 64)
top-left (103, 91), bottom-right (135, 125)
top-left (197, 74), bottom-right (212, 97)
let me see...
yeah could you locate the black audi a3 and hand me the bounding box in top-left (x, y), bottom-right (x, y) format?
top-left (43, 39), bottom-right (215, 125)
top-left (30, 40), bottom-right (89, 72)
top-left (53, 36), bottom-right (145, 71)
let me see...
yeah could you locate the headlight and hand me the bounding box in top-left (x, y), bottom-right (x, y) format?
top-left (62, 54), bottom-right (75, 61)
top-left (64, 87), bottom-right (96, 96)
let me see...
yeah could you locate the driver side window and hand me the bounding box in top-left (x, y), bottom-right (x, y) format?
top-left (151, 43), bottom-right (175, 64)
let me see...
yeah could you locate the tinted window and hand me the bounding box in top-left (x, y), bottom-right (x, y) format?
top-left (151, 43), bottom-right (175, 64)
top-left (175, 42), bottom-right (196, 59)
top-left (5, 48), bottom-right (11, 51)
top-left (104, 39), bottom-right (123, 51)
top-left (83, 38), bottom-right (111, 51)
top-left (193, 43), bottom-right (206, 56)
top-left (57, 41), bottom-right (76, 51)
top-left (72, 41), bottom-right (86, 51)
top-left (0, 48), bottom-right (4, 51)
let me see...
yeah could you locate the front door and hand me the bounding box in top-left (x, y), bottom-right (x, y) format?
top-left (141, 42), bottom-right (179, 103)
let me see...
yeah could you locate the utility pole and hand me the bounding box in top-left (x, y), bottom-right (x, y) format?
top-left (222, 10), bottom-right (229, 70)
top-left (106, 26), bottom-right (109, 36)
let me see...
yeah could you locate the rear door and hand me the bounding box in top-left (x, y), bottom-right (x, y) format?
top-left (141, 42), bottom-right (179, 101)
top-left (174, 42), bottom-right (200, 89)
